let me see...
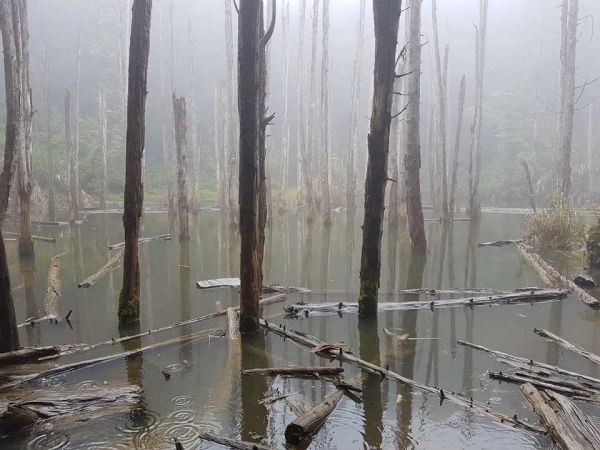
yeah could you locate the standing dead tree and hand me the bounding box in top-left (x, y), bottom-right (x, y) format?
top-left (278, 1), bottom-right (290, 208)
top-left (172, 94), bottom-right (190, 241)
top-left (224, 0), bottom-right (239, 215)
top-left (71, 30), bottom-right (82, 223)
top-left (307, 0), bottom-right (320, 210)
top-left (404, 0), bottom-right (426, 255)
top-left (99, 92), bottom-right (108, 210)
top-left (319, 0), bottom-right (331, 222)
top-left (0, 0), bottom-right (27, 352)
top-left (448, 75), bottom-right (466, 222)
top-left (186, 20), bottom-right (200, 213)
top-left (557, 0), bottom-right (578, 199)
top-left (118, 0), bottom-right (152, 325)
top-left (43, 47), bottom-right (55, 222)
top-left (467, 0), bottom-right (488, 220)
top-left (358, 0), bottom-right (402, 317)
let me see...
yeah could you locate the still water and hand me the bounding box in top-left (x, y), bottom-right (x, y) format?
top-left (2, 210), bottom-right (599, 449)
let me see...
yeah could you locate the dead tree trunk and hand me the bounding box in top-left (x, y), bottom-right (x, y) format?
top-left (278, 1), bottom-right (290, 208)
top-left (43, 48), bottom-right (55, 222)
top-left (0, 0), bottom-right (24, 352)
top-left (99, 92), bottom-right (108, 210)
top-left (448, 75), bottom-right (466, 221)
top-left (557, 0), bottom-right (578, 200)
top-left (224, 0), bottom-right (239, 215)
top-left (468, 0), bottom-right (488, 219)
top-left (521, 161), bottom-right (537, 212)
top-left (586, 103), bottom-right (593, 194)
top-left (319, 0), bottom-right (331, 222)
top-left (307, 0), bottom-right (320, 209)
top-left (172, 94), bottom-right (190, 241)
top-left (347, 0), bottom-right (366, 216)
top-left (118, 0), bottom-right (152, 325)
top-left (187, 20), bottom-right (199, 213)
top-left (71, 30), bottom-right (81, 222)
top-left (215, 85), bottom-right (227, 208)
top-left (404, 0), bottom-right (426, 255)
top-left (64, 88), bottom-right (74, 216)
top-left (358, 0), bottom-right (402, 317)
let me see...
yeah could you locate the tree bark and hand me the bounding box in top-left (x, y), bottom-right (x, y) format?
top-left (118, 0), bottom-right (152, 325)
top-left (172, 94), bottom-right (190, 241)
top-left (448, 75), bottom-right (466, 221)
top-left (404, 0), bottom-right (426, 255)
top-left (99, 91), bottom-right (108, 209)
top-left (358, 0), bottom-right (402, 317)
top-left (319, 0), bottom-right (331, 222)
top-left (225, 0), bottom-right (239, 215)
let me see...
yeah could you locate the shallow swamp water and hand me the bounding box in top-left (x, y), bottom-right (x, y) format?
top-left (1, 209), bottom-right (599, 449)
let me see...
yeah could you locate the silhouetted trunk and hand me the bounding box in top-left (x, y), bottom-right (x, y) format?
top-left (347, 0), bottom-right (366, 216)
top-left (43, 47), bottom-right (55, 222)
top-left (172, 94), bottom-right (190, 241)
top-left (99, 91), bottom-right (108, 209)
top-left (449, 75), bottom-right (466, 221)
top-left (71, 30), bottom-right (81, 222)
top-left (0, 0), bottom-right (25, 352)
top-left (118, 0), bottom-right (152, 325)
top-left (404, 0), bottom-right (426, 255)
top-left (557, 0), bottom-right (577, 199)
top-left (468, 0), bottom-right (488, 219)
top-left (358, 0), bottom-right (402, 317)
top-left (319, 0), bottom-right (331, 222)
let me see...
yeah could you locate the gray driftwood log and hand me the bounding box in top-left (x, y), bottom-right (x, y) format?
top-left (284, 390), bottom-right (344, 445)
top-left (534, 328), bottom-right (600, 365)
top-left (243, 367), bottom-right (343, 377)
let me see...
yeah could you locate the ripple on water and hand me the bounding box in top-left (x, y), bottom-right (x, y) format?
top-left (26, 432), bottom-right (70, 450)
top-left (167, 409), bottom-right (197, 424)
top-left (76, 380), bottom-right (99, 389)
top-left (115, 408), bottom-right (160, 434)
top-left (134, 420), bottom-right (206, 448)
top-left (164, 363), bottom-right (183, 373)
top-left (39, 376), bottom-right (66, 389)
top-left (171, 395), bottom-right (193, 407)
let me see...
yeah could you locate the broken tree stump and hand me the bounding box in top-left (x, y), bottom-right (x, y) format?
top-left (78, 249), bottom-right (123, 287)
top-left (242, 367), bottom-right (344, 377)
top-left (284, 390), bottom-right (344, 445)
top-left (534, 328), bottom-right (600, 366)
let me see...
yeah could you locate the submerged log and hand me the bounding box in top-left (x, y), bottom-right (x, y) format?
top-left (534, 328), bottom-right (600, 366)
top-left (261, 320), bottom-right (545, 433)
top-left (78, 249), bottom-right (123, 288)
top-left (197, 432), bottom-right (274, 450)
top-left (0, 346), bottom-right (59, 367)
top-left (284, 390), bottom-right (344, 445)
top-left (242, 367), bottom-right (344, 377)
top-left (284, 288), bottom-right (568, 316)
top-left (108, 233), bottom-right (171, 250)
top-left (520, 383), bottom-right (600, 450)
top-left (516, 243), bottom-right (600, 308)
top-left (478, 239), bottom-right (524, 247)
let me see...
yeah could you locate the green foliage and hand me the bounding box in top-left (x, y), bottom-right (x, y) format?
top-left (523, 195), bottom-right (586, 250)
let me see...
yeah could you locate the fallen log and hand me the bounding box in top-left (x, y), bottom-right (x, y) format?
top-left (196, 277), bottom-right (310, 293)
top-left (1, 231), bottom-right (56, 243)
top-left (197, 432), bottom-right (274, 450)
top-left (478, 239), bottom-right (524, 247)
top-left (39, 294), bottom-right (287, 361)
top-left (242, 367), bottom-right (344, 377)
top-left (534, 328), bottom-right (600, 366)
top-left (284, 289), bottom-right (568, 316)
top-left (107, 233), bottom-right (171, 250)
top-left (516, 243), bottom-right (600, 308)
top-left (520, 383), bottom-right (600, 450)
top-left (261, 320), bottom-right (545, 434)
top-left (285, 390), bottom-right (344, 445)
top-left (32, 220), bottom-right (70, 226)
top-left (457, 340), bottom-right (600, 390)
top-left (0, 347), bottom-right (60, 367)
top-left (78, 249), bottom-right (123, 288)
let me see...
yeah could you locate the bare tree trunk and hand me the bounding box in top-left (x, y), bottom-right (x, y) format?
top-left (42, 48), bottom-right (55, 222)
top-left (116, 0), bottom-right (131, 120)
top-left (0, 0), bottom-right (25, 352)
top-left (71, 30), bottom-right (81, 222)
top-left (468, 0), bottom-right (488, 219)
top-left (187, 20), bottom-right (199, 213)
top-left (65, 89), bottom-right (74, 215)
top-left (118, 0), bottom-right (152, 325)
top-left (347, 0), bottom-right (366, 216)
top-left (521, 160), bottom-right (537, 212)
top-left (557, 0), bottom-right (577, 200)
top-left (448, 75), bottom-right (466, 221)
top-left (99, 91), bottom-right (108, 209)
top-left (308, 0), bottom-right (320, 210)
top-left (358, 0), bottom-right (402, 317)
top-left (215, 85), bottom-right (227, 208)
top-left (319, 0), bottom-right (331, 222)
top-left (279, 1), bottom-right (290, 208)
top-left (224, 0), bottom-right (239, 216)
top-left (404, 0), bottom-right (426, 255)
top-left (172, 94), bottom-right (190, 241)
top-left (587, 103), bottom-right (593, 194)
top-left (427, 80), bottom-right (437, 209)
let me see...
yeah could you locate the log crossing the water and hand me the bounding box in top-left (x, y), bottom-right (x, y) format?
top-left (243, 367), bottom-right (344, 377)
top-left (78, 249), bottom-right (123, 288)
top-left (534, 328), bottom-right (600, 366)
top-left (107, 233), bottom-right (171, 250)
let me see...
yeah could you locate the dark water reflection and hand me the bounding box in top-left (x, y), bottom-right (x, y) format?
top-left (1, 210), bottom-right (599, 448)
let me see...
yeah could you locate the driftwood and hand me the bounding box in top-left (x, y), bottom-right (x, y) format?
top-left (107, 233), bottom-right (171, 250)
top-left (39, 294), bottom-right (287, 361)
top-left (457, 340), bottom-right (600, 390)
top-left (478, 239), bottom-right (524, 247)
top-left (78, 249), bottom-right (123, 288)
top-left (198, 432), bottom-right (274, 450)
top-left (0, 384), bottom-right (140, 432)
top-left (242, 367), bottom-right (344, 377)
top-left (196, 277), bottom-right (309, 293)
top-left (284, 390), bottom-right (344, 445)
top-left (520, 383), bottom-right (600, 450)
top-left (0, 231), bottom-right (56, 243)
top-left (534, 328), bottom-right (600, 366)
top-left (516, 243), bottom-right (600, 307)
top-left (0, 346), bottom-right (59, 367)
top-left (284, 288), bottom-right (568, 316)
top-left (261, 320), bottom-right (545, 433)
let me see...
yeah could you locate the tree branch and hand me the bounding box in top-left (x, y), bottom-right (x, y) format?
top-left (260, 0), bottom-right (277, 49)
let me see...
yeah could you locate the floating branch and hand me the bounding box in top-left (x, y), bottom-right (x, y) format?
top-left (242, 367), bottom-right (344, 377)
top-left (78, 249), bottom-right (123, 288)
top-left (478, 239), bottom-right (524, 247)
top-left (107, 233), bottom-right (171, 250)
top-left (534, 328), bottom-right (600, 366)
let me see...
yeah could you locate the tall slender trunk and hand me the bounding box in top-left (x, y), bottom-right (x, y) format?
top-left (71, 30), bottom-right (81, 222)
top-left (448, 75), bottom-right (466, 221)
top-left (308, 0), bottom-right (320, 208)
top-left (587, 103), bottom-right (593, 193)
top-left (468, 0), bottom-right (488, 219)
top-left (215, 85), bottom-right (227, 207)
top-left (225, 0), bottom-right (239, 215)
top-left (358, 0), bottom-right (402, 317)
top-left (65, 89), bottom-right (74, 216)
top-left (43, 47), bottom-right (55, 221)
top-left (172, 94), bottom-right (190, 241)
top-left (404, 0), bottom-right (426, 255)
top-left (187, 20), bottom-right (199, 213)
top-left (99, 91), bottom-right (108, 209)
top-left (118, 0), bottom-right (152, 325)
top-left (319, 0), bottom-right (330, 222)
top-left (116, 0), bottom-right (131, 121)
top-left (279, 1), bottom-right (290, 207)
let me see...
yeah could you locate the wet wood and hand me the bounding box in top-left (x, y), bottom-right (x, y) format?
top-left (1, 231), bottom-right (55, 243)
top-left (285, 288), bottom-right (567, 316)
top-left (109, 233), bottom-right (170, 250)
top-left (285, 390), bottom-right (344, 445)
top-left (172, 93), bottom-right (190, 241)
top-left (477, 239), bottom-right (524, 247)
top-left (196, 277), bottom-right (308, 293)
top-left (261, 319), bottom-right (545, 434)
top-left (43, 253), bottom-right (63, 319)
top-left (78, 249), bottom-right (123, 288)
top-left (227, 307), bottom-right (240, 341)
top-left (198, 432), bottom-right (274, 450)
top-left (516, 243), bottom-right (600, 307)
top-left (0, 346), bottom-right (59, 367)
top-left (243, 367), bottom-right (343, 377)
top-left (534, 328), bottom-right (600, 365)
top-left (520, 383), bottom-right (600, 450)
top-left (521, 160), bottom-right (536, 212)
